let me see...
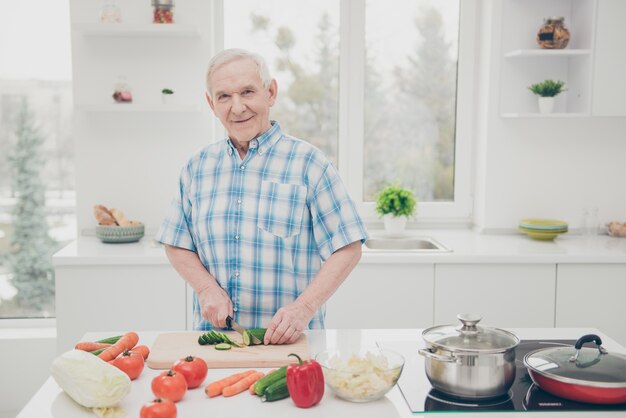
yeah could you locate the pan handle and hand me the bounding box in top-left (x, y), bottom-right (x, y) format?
top-left (418, 348), bottom-right (458, 363)
top-left (569, 334), bottom-right (608, 363)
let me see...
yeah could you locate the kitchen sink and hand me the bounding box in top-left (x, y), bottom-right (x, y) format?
top-left (364, 236), bottom-right (451, 252)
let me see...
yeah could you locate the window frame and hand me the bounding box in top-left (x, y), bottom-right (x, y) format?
top-left (215, 0), bottom-right (477, 227)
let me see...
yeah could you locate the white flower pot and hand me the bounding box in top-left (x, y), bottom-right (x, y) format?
top-left (161, 94), bottom-right (174, 105)
top-left (538, 97), bottom-right (555, 114)
top-left (383, 214), bottom-right (407, 237)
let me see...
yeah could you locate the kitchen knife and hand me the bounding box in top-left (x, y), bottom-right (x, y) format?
top-left (226, 315), bottom-right (262, 345)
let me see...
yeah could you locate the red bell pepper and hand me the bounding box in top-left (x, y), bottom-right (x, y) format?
top-left (286, 353), bottom-right (324, 408)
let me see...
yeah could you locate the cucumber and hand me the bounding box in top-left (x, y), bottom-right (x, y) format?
top-left (90, 347), bottom-right (107, 356)
top-left (261, 377), bottom-right (289, 402)
top-left (95, 335), bottom-right (122, 345)
top-left (254, 366), bottom-right (287, 396)
top-left (243, 328), bottom-right (267, 346)
top-left (198, 331), bottom-right (242, 348)
top-left (222, 333), bottom-right (243, 348)
top-left (215, 343), bottom-right (231, 350)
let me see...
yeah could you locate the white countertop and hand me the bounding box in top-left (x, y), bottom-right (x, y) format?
top-left (16, 328), bottom-right (626, 418)
top-left (53, 230), bottom-right (626, 266)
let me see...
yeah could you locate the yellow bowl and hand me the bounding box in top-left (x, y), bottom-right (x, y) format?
top-left (518, 227), bottom-right (566, 241)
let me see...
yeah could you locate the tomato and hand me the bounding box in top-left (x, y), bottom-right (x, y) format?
top-left (109, 349), bottom-right (144, 380)
top-left (151, 369), bottom-right (187, 402)
top-left (140, 398), bottom-right (177, 418)
top-left (172, 355), bottom-right (208, 389)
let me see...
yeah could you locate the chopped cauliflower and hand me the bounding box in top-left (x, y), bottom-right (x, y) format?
top-left (324, 352), bottom-right (401, 400)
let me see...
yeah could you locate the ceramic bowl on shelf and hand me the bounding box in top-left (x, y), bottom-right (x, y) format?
top-left (315, 346), bottom-right (404, 402)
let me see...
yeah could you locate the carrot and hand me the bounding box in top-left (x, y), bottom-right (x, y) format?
top-left (205, 370), bottom-right (257, 398)
top-left (223, 371), bottom-right (265, 397)
top-left (250, 369), bottom-right (277, 395)
top-left (131, 344), bottom-right (150, 360)
top-left (97, 331), bottom-right (139, 362)
top-left (74, 341), bottom-right (112, 351)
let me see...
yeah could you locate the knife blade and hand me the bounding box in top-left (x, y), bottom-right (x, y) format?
top-left (226, 315), bottom-right (262, 345)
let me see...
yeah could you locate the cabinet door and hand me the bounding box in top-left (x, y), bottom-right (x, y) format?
top-left (435, 264), bottom-right (556, 328)
top-left (592, 0), bottom-right (626, 116)
top-left (325, 264), bottom-right (434, 329)
top-left (56, 264), bottom-right (186, 354)
top-left (556, 264), bottom-right (626, 346)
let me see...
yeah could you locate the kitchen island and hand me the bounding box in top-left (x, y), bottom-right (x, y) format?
top-left (16, 328), bottom-right (626, 418)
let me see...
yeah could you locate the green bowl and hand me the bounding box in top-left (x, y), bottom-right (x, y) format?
top-left (519, 219), bottom-right (568, 231)
top-left (96, 224), bottom-right (145, 243)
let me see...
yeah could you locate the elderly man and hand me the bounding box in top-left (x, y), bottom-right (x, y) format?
top-left (157, 49), bottom-right (368, 345)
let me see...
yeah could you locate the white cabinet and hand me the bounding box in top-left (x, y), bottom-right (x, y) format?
top-left (55, 264), bottom-right (186, 354)
top-left (434, 264), bottom-right (557, 328)
top-left (325, 264), bottom-right (434, 329)
top-left (591, 0), bottom-right (626, 116)
top-left (556, 263), bottom-right (626, 347)
top-left (499, 0), bottom-right (597, 117)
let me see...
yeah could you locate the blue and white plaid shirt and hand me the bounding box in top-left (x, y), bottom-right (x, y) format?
top-left (156, 121), bottom-right (368, 330)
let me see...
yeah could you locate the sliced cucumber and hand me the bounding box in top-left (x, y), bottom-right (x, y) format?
top-left (243, 328), bottom-right (267, 346)
top-left (215, 342), bottom-right (232, 350)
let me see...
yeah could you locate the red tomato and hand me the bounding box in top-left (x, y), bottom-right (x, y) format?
top-left (140, 398), bottom-right (177, 418)
top-left (151, 370), bottom-right (187, 402)
top-left (172, 355), bottom-right (208, 389)
top-left (109, 349), bottom-right (144, 380)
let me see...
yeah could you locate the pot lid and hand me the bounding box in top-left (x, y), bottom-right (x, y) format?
top-left (524, 334), bottom-right (626, 387)
top-left (422, 314), bottom-right (519, 353)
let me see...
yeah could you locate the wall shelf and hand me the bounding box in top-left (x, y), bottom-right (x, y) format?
top-left (501, 112), bottom-right (590, 118)
top-left (76, 103), bottom-right (201, 112)
top-left (504, 49), bottom-right (591, 58)
top-left (73, 23), bottom-right (199, 37)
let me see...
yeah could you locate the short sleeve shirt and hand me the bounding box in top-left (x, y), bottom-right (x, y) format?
top-left (156, 121), bottom-right (369, 330)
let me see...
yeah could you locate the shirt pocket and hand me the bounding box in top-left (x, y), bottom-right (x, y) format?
top-left (257, 180), bottom-right (307, 238)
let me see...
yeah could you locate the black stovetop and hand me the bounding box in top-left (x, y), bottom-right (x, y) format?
top-left (421, 339), bottom-right (626, 412)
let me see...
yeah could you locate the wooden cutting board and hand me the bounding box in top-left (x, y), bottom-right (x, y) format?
top-left (147, 331), bottom-right (310, 369)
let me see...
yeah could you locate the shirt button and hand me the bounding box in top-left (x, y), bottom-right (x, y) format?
top-left (234, 272), bottom-right (240, 277)
top-left (233, 306), bottom-right (238, 312)
top-left (237, 199), bottom-right (242, 205)
top-left (228, 148), bottom-right (233, 155)
top-left (240, 165), bottom-right (245, 170)
top-left (235, 235), bottom-right (239, 240)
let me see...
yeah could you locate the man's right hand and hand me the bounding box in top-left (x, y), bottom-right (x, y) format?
top-left (197, 283), bottom-right (233, 328)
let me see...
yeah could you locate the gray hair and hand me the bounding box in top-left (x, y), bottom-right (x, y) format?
top-left (205, 48), bottom-right (272, 97)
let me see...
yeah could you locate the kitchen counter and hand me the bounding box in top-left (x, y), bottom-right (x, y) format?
top-left (16, 328), bottom-right (626, 418)
top-left (53, 230), bottom-right (626, 265)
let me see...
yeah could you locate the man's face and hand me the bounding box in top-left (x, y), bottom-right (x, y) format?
top-left (207, 57), bottom-right (277, 145)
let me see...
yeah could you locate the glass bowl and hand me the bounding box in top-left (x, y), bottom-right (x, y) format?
top-left (315, 346), bottom-right (404, 402)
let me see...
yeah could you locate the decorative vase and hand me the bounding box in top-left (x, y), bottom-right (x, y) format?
top-left (537, 17), bottom-right (570, 49)
top-left (538, 97), bottom-right (555, 114)
top-left (383, 214), bottom-right (407, 236)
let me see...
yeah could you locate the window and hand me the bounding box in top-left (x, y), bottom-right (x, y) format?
top-left (224, 0), bottom-right (341, 165)
top-left (0, 0), bottom-right (75, 319)
top-left (219, 0), bottom-right (475, 222)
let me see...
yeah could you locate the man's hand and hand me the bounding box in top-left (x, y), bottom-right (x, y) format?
top-left (198, 283), bottom-right (233, 329)
top-left (264, 300), bottom-right (316, 345)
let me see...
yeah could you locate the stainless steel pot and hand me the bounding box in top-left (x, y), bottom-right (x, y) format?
top-left (419, 314), bottom-right (520, 399)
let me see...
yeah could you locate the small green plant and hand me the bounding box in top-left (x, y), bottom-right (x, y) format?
top-left (375, 184), bottom-right (417, 218)
top-left (528, 79), bottom-right (566, 97)
top-left (161, 88), bottom-right (174, 95)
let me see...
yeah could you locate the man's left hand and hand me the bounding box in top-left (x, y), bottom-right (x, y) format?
top-left (264, 300), bottom-right (315, 345)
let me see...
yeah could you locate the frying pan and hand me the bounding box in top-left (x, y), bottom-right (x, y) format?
top-left (524, 334), bottom-right (626, 404)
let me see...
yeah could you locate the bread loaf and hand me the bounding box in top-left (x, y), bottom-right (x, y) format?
top-left (110, 208), bottom-right (132, 227)
top-left (93, 205), bottom-right (117, 226)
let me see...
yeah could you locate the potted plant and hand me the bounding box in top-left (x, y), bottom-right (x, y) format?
top-left (375, 184), bottom-right (417, 236)
top-left (528, 79), bottom-right (566, 114)
top-left (161, 88), bottom-right (174, 104)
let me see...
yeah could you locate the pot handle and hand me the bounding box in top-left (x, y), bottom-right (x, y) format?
top-left (418, 348), bottom-right (458, 363)
top-left (569, 334), bottom-right (608, 363)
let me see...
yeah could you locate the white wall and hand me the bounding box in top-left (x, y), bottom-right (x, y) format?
top-left (70, 0), bottom-right (217, 234)
top-left (473, 0), bottom-right (626, 232)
